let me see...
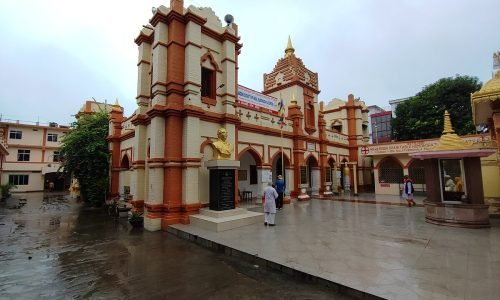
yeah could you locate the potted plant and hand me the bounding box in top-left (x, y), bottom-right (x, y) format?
top-left (1, 183), bottom-right (17, 200)
top-left (128, 210), bottom-right (144, 228)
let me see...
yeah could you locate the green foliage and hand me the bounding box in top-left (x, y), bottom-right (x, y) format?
top-left (128, 210), bottom-right (143, 222)
top-left (1, 183), bottom-right (17, 199)
top-left (392, 75), bottom-right (482, 141)
top-left (59, 112), bottom-right (109, 206)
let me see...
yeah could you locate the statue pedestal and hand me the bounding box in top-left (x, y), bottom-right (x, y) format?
top-left (205, 160), bottom-right (240, 211)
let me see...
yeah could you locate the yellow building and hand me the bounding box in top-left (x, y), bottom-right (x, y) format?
top-left (0, 120), bottom-right (70, 192)
top-left (471, 51), bottom-right (500, 214)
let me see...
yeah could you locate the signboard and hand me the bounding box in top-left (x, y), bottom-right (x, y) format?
top-left (307, 142), bottom-right (315, 152)
top-left (261, 170), bottom-right (272, 183)
top-left (366, 135), bottom-right (491, 156)
top-left (237, 85), bottom-right (278, 113)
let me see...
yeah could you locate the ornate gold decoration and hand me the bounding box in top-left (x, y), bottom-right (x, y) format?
top-left (472, 71), bottom-right (500, 103)
top-left (211, 128), bottom-right (233, 160)
top-left (433, 111), bottom-right (473, 151)
top-left (112, 99), bottom-right (123, 112)
top-left (285, 35), bottom-right (295, 57)
top-left (291, 93), bottom-right (297, 104)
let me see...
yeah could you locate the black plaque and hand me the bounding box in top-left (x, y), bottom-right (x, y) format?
top-left (209, 169), bottom-right (235, 211)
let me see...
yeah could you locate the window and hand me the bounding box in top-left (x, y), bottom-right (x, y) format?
top-left (201, 67), bottom-right (215, 99)
top-left (440, 159), bottom-right (465, 202)
top-left (17, 150), bottom-right (30, 161)
top-left (249, 165), bottom-right (257, 185)
top-left (47, 133), bottom-right (58, 142)
top-left (9, 130), bottom-right (22, 139)
top-left (53, 151), bottom-right (61, 162)
top-left (378, 158), bottom-right (403, 183)
top-left (9, 175), bottom-right (29, 185)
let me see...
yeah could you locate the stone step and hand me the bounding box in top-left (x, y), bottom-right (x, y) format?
top-left (190, 209), bottom-right (263, 232)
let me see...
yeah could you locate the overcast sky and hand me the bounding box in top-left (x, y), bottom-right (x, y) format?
top-left (1, 0), bottom-right (499, 125)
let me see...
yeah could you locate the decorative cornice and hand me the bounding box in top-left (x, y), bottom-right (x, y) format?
top-left (184, 11), bottom-right (207, 26)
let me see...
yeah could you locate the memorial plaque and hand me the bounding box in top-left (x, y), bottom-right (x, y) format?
top-left (209, 169), bottom-right (235, 211)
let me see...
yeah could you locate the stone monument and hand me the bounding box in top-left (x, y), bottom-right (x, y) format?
top-left (206, 128), bottom-right (240, 211)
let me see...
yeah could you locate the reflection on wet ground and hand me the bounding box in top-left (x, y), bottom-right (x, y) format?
top-left (0, 193), bottom-right (352, 299)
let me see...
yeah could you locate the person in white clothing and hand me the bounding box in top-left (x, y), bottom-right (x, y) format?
top-left (262, 182), bottom-right (278, 226)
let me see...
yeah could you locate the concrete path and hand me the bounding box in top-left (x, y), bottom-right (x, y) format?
top-left (171, 196), bottom-right (500, 300)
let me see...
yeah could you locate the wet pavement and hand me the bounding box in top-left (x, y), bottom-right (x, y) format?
top-left (0, 193), bottom-right (352, 299)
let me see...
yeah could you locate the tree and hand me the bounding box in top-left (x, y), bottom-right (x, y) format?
top-left (59, 111), bottom-right (109, 206)
top-left (392, 75), bottom-right (482, 141)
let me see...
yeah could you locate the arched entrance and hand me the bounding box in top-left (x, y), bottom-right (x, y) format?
top-left (271, 151), bottom-right (290, 181)
top-left (328, 157), bottom-right (338, 193)
top-left (238, 148), bottom-right (263, 201)
top-left (305, 155), bottom-right (319, 195)
top-left (340, 158), bottom-right (348, 190)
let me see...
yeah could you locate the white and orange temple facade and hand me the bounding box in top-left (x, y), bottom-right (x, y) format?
top-left (107, 0), bottom-right (374, 231)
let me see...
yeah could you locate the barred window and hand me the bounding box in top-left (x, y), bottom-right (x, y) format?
top-left (409, 160), bottom-right (425, 184)
top-left (9, 174), bottom-right (29, 185)
top-left (378, 158), bottom-right (403, 183)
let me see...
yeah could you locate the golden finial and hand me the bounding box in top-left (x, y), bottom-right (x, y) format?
top-left (285, 35), bottom-right (295, 57)
top-left (111, 98), bottom-right (123, 112)
top-left (442, 110), bottom-right (454, 134)
top-left (291, 93), bottom-right (297, 104)
top-left (433, 110), bottom-right (472, 151)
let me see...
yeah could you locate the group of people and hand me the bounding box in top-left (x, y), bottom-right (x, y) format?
top-left (262, 175), bottom-right (285, 226)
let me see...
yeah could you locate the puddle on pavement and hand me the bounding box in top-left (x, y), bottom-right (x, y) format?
top-left (0, 193), bottom-right (353, 299)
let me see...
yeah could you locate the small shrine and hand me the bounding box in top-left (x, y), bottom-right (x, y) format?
top-left (409, 111), bottom-right (496, 228)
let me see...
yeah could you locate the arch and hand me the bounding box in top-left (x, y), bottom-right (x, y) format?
top-left (377, 156), bottom-right (404, 184)
top-left (327, 156), bottom-right (336, 167)
top-left (238, 146), bottom-right (263, 166)
top-left (408, 159), bottom-right (426, 184)
top-left (304, 153), bottom-right (319, 167)
top-left (270, 151), bottom-right (291, 168)
top-left (374, 155), bottom-right (404, 170)
top-left (120, 154), bottom-right (130, 169)
top-left (200, 50), bottom-right (220, 71)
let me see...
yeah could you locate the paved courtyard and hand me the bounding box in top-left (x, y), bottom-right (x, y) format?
top-left (171, 195), bottom-right (500, 300)
top-left (0, 192), bottom-right (352, 299)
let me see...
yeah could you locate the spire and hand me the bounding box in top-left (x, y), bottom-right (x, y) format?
top-left (433, 110), bottom-right (472, 151)
top-left (291, 93), bottom-right (297, 104)
top-left (285, 35), bottom-right (295, 57)
top-left (442, 110), bottom-right (454, 134)
top-left (111, 98), bottom-right (123, 113)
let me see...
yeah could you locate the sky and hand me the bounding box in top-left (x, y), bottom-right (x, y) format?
top-left (1, 0), bottom-right (499, 125)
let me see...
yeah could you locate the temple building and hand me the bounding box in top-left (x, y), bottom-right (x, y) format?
top-left (108, 0), bottom-right (372, 231)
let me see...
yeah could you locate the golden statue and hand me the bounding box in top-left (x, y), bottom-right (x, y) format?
top-left (211, 128), bottom-right (233, 160)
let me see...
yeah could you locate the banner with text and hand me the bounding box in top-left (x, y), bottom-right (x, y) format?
top-left (365, 135), bottom-right (491, 155)
top-left (237, 85), bottom-right (278, 113)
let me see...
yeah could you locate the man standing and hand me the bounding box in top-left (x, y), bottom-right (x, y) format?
top-left (275, 175), bottom-right (285, 210)
top-left (403, 175), bottom-right (416, 207)
top-left (262, 182), bottom-right (278, 226)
